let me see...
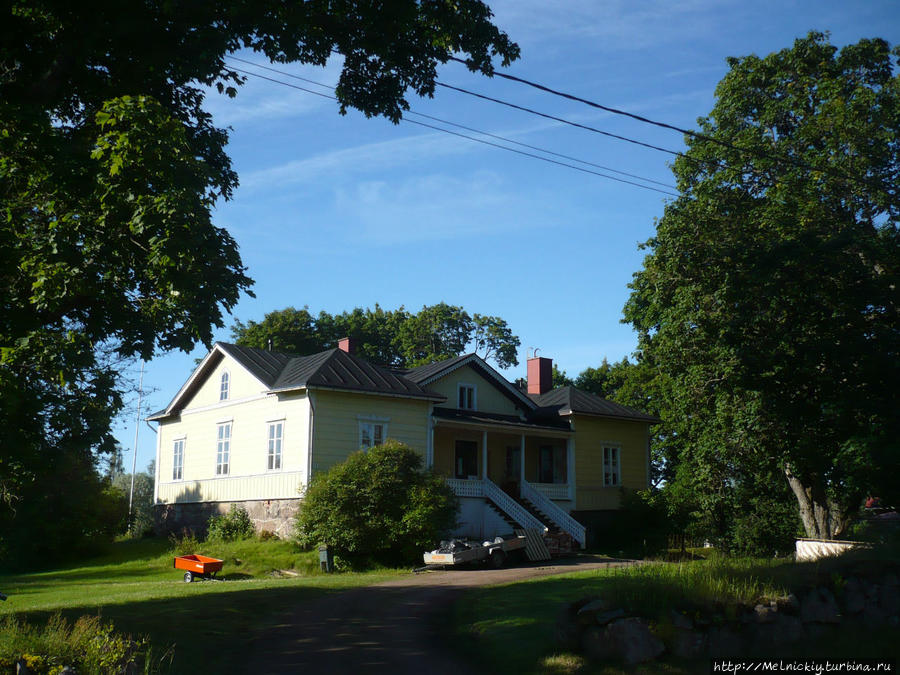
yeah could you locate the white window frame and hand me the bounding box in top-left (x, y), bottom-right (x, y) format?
top-left (358, 415), bottom-right (389, 450)
top-left (172, 437), bottom-right (185, 481)
top-left (267, 420), bottom-right (284, 471)
top-left (603, 445), bottom-right (621, 487)
top-left (219, 371), bottom-right (230, 401)
top-left (216, 422), bottom-right (231, 475)
top-left (457, 383), bottom-right (477, 410)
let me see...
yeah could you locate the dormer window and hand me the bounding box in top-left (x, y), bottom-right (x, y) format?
top-left (219, 371), bottom-right (230, 401)
top-left (457, 383), bottom-right (476, 410)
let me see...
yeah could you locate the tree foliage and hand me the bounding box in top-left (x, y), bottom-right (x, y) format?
top-left (1, 1), bottom-right (517, 564)
top-left (623, 33), bottom-right (900, 541)
top-left (296, 440), bottom-right (458, 568)
top-left (232, 303), bottom-right (521, 368)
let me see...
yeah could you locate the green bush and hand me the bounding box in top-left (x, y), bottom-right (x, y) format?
top-left (296, 440), bottom-right (458, 568)
top-left (207, 504), bottom-right (256, 542)
top-left (0, 614), bottom-right (163, 674)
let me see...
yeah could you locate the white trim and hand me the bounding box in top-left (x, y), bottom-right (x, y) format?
top-left (266, 420), bottom-right (284, 472)
top-left (602, 443), bottom-right (622, 487)
top-left (157, 343), bottom-right (271, 417)
top-left (215, 421), bottom-right (232, 476)
top-left (215, 415), bottom-right (234, 424)
top-left (356, 413), bottom-right (390, 422)
top-left (177, 393), bottom-right (269, 417)
top-left (433, 416), bottom-right (572, 438)
top-left (481, 430), bottom-right (488, 479)
top-left (520, 434), bottom-right (526, 481)
top-left (171, 437), bottom-right (186, 481)
top-left (566, 437), bottom-right (575, 502)
top-left (219, 369), bottom-right (231, 401)
top-left (457, 382), bottom-right (477, 410)
top-left (358, 419), bottom-right (388, 449)
top-left (306, 390), bottom-right (316, 488)
top-left (153, 420), bottom-right (162, 503)
top-left (270, 384), bottom-right (442, 402)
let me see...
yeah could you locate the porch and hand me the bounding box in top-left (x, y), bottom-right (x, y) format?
top-left (427, 409), bottom-right (586, 546)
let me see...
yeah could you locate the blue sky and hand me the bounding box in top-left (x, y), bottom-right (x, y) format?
top-left (115, 0), bottom-right (900, 473)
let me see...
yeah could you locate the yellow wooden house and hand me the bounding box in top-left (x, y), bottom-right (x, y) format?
top-left (149, 339), bottom-right (658, 544)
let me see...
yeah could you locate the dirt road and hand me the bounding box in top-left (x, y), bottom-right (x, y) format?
top-left (252, 556), bottom-right (637, 673)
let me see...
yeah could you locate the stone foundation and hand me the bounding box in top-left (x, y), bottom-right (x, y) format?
top-left (154, 498), bottom-right (302, 540)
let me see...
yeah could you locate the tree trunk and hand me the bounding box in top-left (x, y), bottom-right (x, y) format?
top-left (784, 465), bottom-right (849, 539)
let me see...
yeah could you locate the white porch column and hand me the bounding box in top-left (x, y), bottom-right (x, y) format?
top-left (567, 436), bottom-right (576, 503)
top-left (482, 430), bottom-right (488, 480)
top-left (519, 434), bottom-right (526, 487)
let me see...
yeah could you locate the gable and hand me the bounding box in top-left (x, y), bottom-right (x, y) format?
top-left (182, 353), bottom-right (269, 411)
top-left (429, 364), bottom-right (525, 416)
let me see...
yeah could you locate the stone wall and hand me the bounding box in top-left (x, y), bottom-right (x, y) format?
top-left (154, 498), bottom-right (301, 539)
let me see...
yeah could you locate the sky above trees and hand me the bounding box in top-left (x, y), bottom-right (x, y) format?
top-left (118, 0), bottom-right (899, 470)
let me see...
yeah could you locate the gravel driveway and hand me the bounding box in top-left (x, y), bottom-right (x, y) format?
top-left (252, 555), bottom-right (637, 673)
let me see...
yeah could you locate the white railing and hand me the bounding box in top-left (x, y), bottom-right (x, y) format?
top-left (531, 482), bottom-right (571, 501)
top-left (483, 478), bottom-right (547, 534)
top-left (522, 479), bottom-right (586, 547)
top-left (446, 478), bottom-right (484, 498)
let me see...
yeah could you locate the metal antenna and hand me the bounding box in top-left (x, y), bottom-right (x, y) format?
top-left (128, 361), bottom-right (144, 533)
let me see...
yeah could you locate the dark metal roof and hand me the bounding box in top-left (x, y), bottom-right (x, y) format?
top-left (530, 386), bottom-right (660, 423)
top-left (432, 407), bottom-right (572, 433)
top-left (217, 342), bottom-right (295, 387)
top-left (404, 354), bottom-right (473, 384)
top-left (271, 348), bottom-right (444, 400)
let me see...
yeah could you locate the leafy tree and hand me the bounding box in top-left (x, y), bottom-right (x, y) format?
top-left (1, 1), bottom-right (517, 563)
top-left (296, 440), bottom-right (458, 568)
top-left (624, 33), bottom-right (900, 540)
top-left (233, 303), bottom-right (521, 368)
top-left (110, 462), bottom-right (156, 537)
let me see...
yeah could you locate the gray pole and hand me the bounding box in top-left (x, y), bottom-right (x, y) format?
top-left (128, 361), bottom-right (145, 533)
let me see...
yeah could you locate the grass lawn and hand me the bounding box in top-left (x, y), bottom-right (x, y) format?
top-left (0, 537), bottom-right (404, 672)
top-left (450, 554), bottom-right (900, 675)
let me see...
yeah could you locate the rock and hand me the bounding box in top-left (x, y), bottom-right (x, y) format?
top-left (583, 618), bottom-right (665, 666)
top-left (670, 629), bottom-right (707, 659)
top-left (862, 601), bottom-right (887, 628)
top-left (842, 578), bottom-right (866, 614)
top-left (576, 597), bottom-right (611, 625)
top-left (669, 609), bottom-right (693, 630)
top-left (708, 627), bottom-right (743, 657)
top-left (753, 603), bottom-right (777, 623)
top-left (15, 660), bottom-right (29, 675)
top-left (578, 598), bottom-right (625, 626)
top-left (776, 593), bottom-right (800, 615)
top-left (752, 614), bottom-right (804, 648)
top-left (59, 668), bottom-right (77, 675)
top-left (593, 608), bottom-right (626, 626)
top-left (555, 603), bottom-right (584, 651)
top-left (800, 587), bottom-right (840, 624)
top-left (879, 584), bottom-right (900, 615)
top-left (882, 572), bottom-right (898, 588)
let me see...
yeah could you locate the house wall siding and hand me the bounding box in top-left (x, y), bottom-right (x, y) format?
top-left (310, 390), bottom-right (429, 475)
top-left (184, 354), bottom-right (267, 410)
top-left (428, 365), bottom-right (522, 416)
top-left (572, 416), bottom-right (649, 510)
top-left (156, 391), bottom-right (309, 504)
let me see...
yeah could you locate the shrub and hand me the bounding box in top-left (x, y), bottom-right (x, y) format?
top-left (0, 614), bottom-right (159, 674)
top-left (168, 529), bottom-right (202, 555)
top-left (207, 504), bottom-right (256, 542)
top-left (296, 440), bottom-right (458, 568)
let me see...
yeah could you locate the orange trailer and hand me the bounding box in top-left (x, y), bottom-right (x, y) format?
top-left (173, 554), bottom-right (224, 583)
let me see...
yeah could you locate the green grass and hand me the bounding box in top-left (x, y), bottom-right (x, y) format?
top-left (450, 555), bottom-right (900, 675)
top-left (0, 536), bottom-right (404, 672)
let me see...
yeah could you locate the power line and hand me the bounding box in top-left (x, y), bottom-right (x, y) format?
top-left (228, 56), bottom-right (676, 190)
top-left (448, 56), bottom-right (878, 192)
top-left (226, 60), bottom-right (679, 196)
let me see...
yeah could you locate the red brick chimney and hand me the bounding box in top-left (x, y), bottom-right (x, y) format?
top-left (337, 337), bottom-right (357, 354)
top-left (527, 356), bottom-right (553, 395)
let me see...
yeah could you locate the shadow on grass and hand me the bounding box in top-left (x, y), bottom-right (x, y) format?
top-left (16, 583), bottom-right (339, 673)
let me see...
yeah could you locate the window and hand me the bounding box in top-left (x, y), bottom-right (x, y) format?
top-left (219, 371), bottom-right (230, 401)
top-left (267, 421), bottom-right (283, 471)
top-left (455, 440), bottom-right (478, 479)
top-left (216, 422), bottom-right (231, 475)
top-left (603, 446), bottom-right (621, 486)
top-left (359, 421), bottom-right (385, 449)
top-left (172, 439), bottom-right (184, 480)
top-left (457, 383), bottom-right (476, 410)
top-left (539, 445), bottom-right (567, 484)
top-left (505, 446), bottom-right (521, 481)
